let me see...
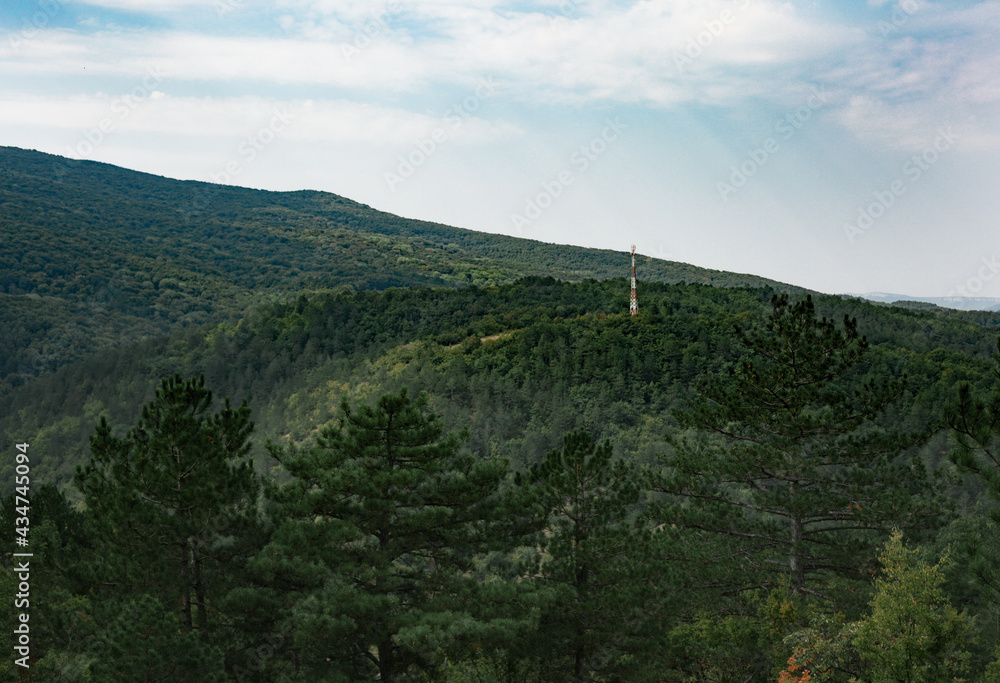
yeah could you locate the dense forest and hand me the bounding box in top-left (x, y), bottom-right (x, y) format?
top-left (5, 148), bottom-right (1000, 680)
top-left (1, 146), bottom-right (809, 393)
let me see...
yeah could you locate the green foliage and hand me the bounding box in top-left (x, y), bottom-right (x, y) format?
top-left (3, 203), bottom-right (1000, 678)
top-left (944, 337), bottom-right (1000, 605)
top-left (652, 294), bottom-right (947, 602)
top-left (3, 278), bottom-right (767, 489)
top-left (436, 652), bottom-right (541, 682)
top-left (0, 565), bottom-right (17, 683)
top-left (87, 594), bottom-right (227, 682)
top-left (260, 389), bottom-right (515, 681)
top-left (0, 484), bottom-right (96, 679)
top-left (780, 612), bottom-right (859, 683)
top-left (74, 374), bottom-right (258, 633)
top-left (2, 277), bottom-right (994, 495)
top-left (514, 430), bottom-right (664, 681)
top-left (782, 531), bottom-right (974, 682)
top-left (0, 145), bottom-right (793, 393)
top-left (853, 530), bottom-right (974, 682)
top-left (669, 589), bottom-right (799, 682)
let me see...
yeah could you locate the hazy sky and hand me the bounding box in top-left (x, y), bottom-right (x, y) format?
top-left (1, 0), bottom-right (998, 297)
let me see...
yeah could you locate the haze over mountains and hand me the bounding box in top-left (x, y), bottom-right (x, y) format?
top-left (853, 292), bottom-right (1000, 312)
top-left (3, 145), bottom-right (992, 316)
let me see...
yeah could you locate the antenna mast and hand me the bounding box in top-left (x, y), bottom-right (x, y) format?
top-left (630, 245), bottom-right (638, 316)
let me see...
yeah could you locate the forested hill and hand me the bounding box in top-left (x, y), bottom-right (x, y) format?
top-left (2, 277), bottom-right (996, 494)
top-left (10, 144), bottom-right (1000, 679)
top-left (0, 146), bottom-right (794, 390)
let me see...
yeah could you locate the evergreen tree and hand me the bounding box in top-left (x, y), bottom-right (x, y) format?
top-left (943, 337), bottom-right (1000, 604)
top-left (87, 595), bottom-right (227, 683)
top-left (515, 430), bottom-right (662, 681)
top-left (258, 388), bottom-right (514, 681)
top-left (74, 374), bottom-right (258, 634)
top-left (651, 294), bottom-right (945, 604)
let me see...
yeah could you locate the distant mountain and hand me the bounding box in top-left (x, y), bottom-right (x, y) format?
top-left (0, 146), bottom-right (801, 390)
top-left (851, 292), bottom-right (1000, 312)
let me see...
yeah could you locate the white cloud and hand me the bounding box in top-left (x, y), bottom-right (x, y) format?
top-left (2, 0), bottom-right (996, 152)
top-left (2, 1), bottom-right (861, 107)
top-left (823, 2), bottom-right (1000, 150)
top-left (0, 92), bottom-right (522, 145)
top-left (67, 0), bottom-right (223, 11)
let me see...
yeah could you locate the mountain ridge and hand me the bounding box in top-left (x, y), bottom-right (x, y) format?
top-left (0, 145), bottom-right (801, 388)
top-left (851, 292), bottom-right (1000, 312)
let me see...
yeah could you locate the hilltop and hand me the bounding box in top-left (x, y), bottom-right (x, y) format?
top-left (0, 146), bottom-right (794, 390)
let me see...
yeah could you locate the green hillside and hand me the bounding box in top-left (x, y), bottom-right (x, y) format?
top-left (2, 277), bottom-right (994, 493)
top-left (1, 146), bottom-right (795, 391)
top-left (3, 276), bottom-right (1000, 680)
top-left (7, 146), bottom-right (1000, 680)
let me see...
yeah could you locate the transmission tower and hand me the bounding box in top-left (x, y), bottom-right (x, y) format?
top-left (630, 244), bottom-right (638, 316)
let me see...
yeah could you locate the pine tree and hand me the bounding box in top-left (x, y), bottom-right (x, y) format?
top-left (74, 374), bottom-right (258, 633)
top-left (943, 336), bottom-right (1000, 603)
top-left (651, 294), bottom-right (945, 603)
top-left (259, 388), bottom-right (514, 681)
top-left (515, 430), bottom-right (662, 681)
top-left (0, 484), bottom-right (94, 678)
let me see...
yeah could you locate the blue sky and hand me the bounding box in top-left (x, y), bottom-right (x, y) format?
top-left (1, 0), bottom-right (998, 297)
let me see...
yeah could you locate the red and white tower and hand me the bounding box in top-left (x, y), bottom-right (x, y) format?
top-left (629, 244), bottom-right (638, 316)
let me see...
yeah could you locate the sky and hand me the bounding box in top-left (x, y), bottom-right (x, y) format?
top-left (1, 0), bottom-right (998, 298)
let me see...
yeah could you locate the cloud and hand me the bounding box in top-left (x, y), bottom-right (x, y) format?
top-left (67, 0), bottom-right (214, 8)
top-left (2, 1), bottom-right (860, 107)
top-left (823, 2), bottom-right (1000, 150)
top-left (2, 0), bottom-right (996, 150)
top-left (0, 91), bottom-right (522, 146)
